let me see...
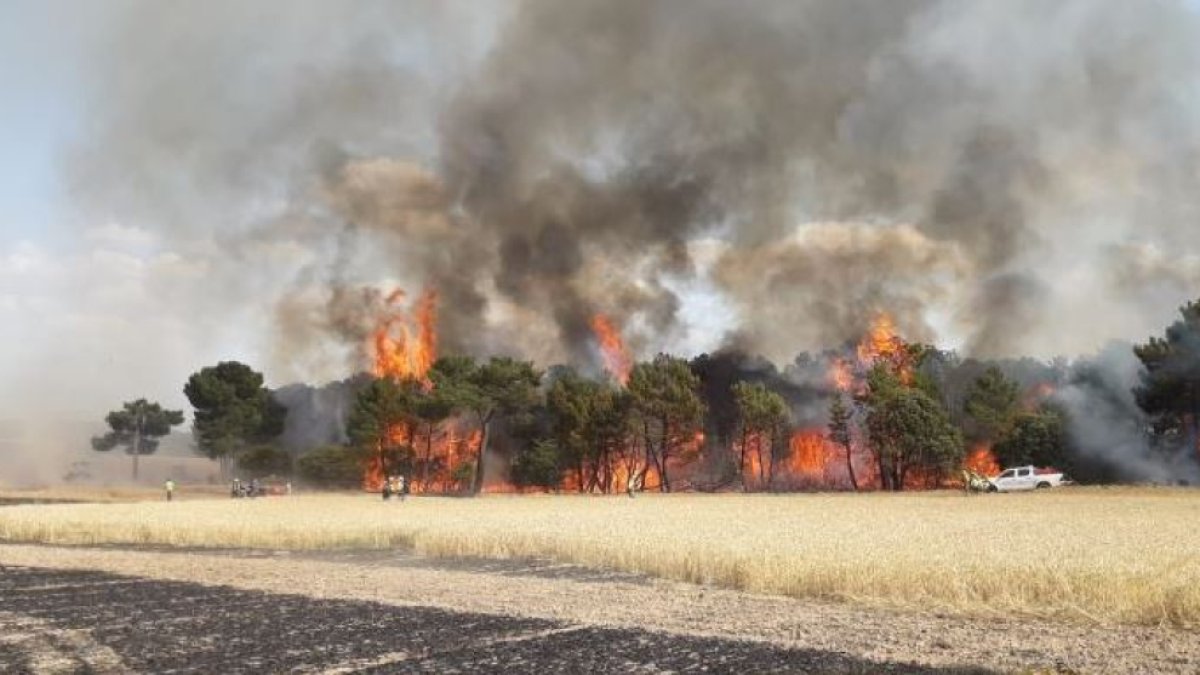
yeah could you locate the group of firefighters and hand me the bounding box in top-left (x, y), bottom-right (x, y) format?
top-left (228, 477), bottom-right (290, 498)
top-left (381, 474), bottom-right (410, 501)
top-left (160, 476), bottom-right (411, 501)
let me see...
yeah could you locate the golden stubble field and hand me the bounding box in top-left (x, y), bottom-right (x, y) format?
top-left (1, 487), bottom-right (1197, 627)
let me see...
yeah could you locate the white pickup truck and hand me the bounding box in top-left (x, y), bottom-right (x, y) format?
top-left (987, 465), bottom-right (1071, 492)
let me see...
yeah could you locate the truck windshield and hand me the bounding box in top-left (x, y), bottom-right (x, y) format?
top-left (998, 470), bottom-right (1015, 479)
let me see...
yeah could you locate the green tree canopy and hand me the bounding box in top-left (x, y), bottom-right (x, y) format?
top-left (91, 398), bottom-right (185, 481)
top-left (183, 362), bottom-right (286, 473)
top-left (412, 382), bottom-right (456, 491)
top-left (994, 407), bottom-right (1069, 470)
top-left (431, 355), bottom-right (541, 494)
top-left (296, 445), bottom-right (361, 489)
top-left (511, 439), bottom-right (562, 491)
top-left (865, 366), bottom-right (963, 490)
top-left (828, 393), bottom-right (858, 490)
top-left (347, 376), bottom-right (422, 478)
top-left (1134, 299), bottom-right (1200, 450)
top-left (236, 444), bottom-right (293, 478)
top-left (546, 368), bottom-right (629, 492)
top-left (732, 381), bottom-right (790, 488)
top-left (963, 366), bottom-right (1020, 443)
top-left (627, 354), bottom-right (706, 492)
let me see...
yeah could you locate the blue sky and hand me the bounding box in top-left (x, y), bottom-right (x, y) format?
top-left (0, 1), bottom-right (92, 246)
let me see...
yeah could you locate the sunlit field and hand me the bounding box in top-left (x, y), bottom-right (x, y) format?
top-left (1, 488), bottom-right (1197, 627)
top-left (0, 485), bottom-right (230, 504)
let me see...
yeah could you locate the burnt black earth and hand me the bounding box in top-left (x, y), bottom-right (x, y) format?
top-left (0, 566), bottom-right (992, 674)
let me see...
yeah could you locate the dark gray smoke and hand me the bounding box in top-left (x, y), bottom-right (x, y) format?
top-left (65, 1), bottom-right (1200, 377)
top-left (272, 377), bottom-right (370, 454)
top-left (1057, 343), bottom-right (1200, 484)
top-left (45, 0), bottom-right (1200, 485)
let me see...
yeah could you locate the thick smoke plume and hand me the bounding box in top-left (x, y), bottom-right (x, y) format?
top-left (67, 0), bottom-right (1200, 374)
top-left (24, 0), bottom-right (1200, 484)
top-left (1057, 344), bottom-right (1200, 484)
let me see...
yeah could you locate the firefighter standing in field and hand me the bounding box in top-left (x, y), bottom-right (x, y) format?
top-left (165, 478), bottom-right (176, 502)
top-left (397, 474), bottom-right (407, 502)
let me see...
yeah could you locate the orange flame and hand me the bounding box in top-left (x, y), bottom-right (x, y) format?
top-left (372, 288), bottom-right (438, 384)
top-left (857, 313), bottom-right (901, 362)
top-left (590, 313), bottom-right (632, 386)
top-left (733, 429), bottom-right (845, 488)
top-left (789, 429), bottom-right (831, 476)
top-left (365, 422), bottom-right (483, 494)
top-left (963, 443), bottom-right (1001, 477)
top-left (829, 357), bottom-right (854, 393)
top-left (363, 454), bottom-right (386, 492)
top-left (857, 312), bottom-right (913, 384)
top-left (1021, 382), bottom-right (1057, 411)
top-left (826, 312), bottom-right (914, 395)
top-left (363, 423), bottom-right (415, 492)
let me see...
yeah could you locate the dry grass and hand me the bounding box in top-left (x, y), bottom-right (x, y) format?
top-left (0, 485), bottom-right (228, 504)
top-left (1, 487), bottom-right (1197, 627)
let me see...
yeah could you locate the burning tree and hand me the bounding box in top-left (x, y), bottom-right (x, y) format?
top-left (347, 376), bottom-right (422, 489)
top-left (373, 289), bottom-right (438, 384)
top-left (412, 384), bottom-right (455, 492)
top-left (732, 381), bottom-right (790, 490)
top-left (431, 355), bottom-right (541, 495)
top-left (358, 286), bottom-right (471, 493)
top-left (821, 313), bottom-right (966, 489)
top-left (91, 399), bottom-right (185, 481)
top-left (546, 369), bottom-right (632, 493)
top-left (627, 354), bottom-right (706, 493)
top-left (590, 313), bottom-right (633, 386)
top-left (827, 393), bottom-right (857, 490)
top-left (863, 366), bottom-right (964, 490)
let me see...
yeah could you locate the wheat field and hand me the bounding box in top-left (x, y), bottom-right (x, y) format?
top-left (1, 488), bottom-right (1197, 627)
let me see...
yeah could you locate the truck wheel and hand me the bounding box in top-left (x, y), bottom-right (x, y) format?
top-left (1036, 482), bottom-right (1050, 489)
top-left (987, 485), bottom-right (998, 493)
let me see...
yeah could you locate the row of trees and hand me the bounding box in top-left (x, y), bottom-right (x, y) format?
top-left (347, 356), bottom-right (540, 493)
top-left (91, 299), bottom-right (1200, 489)
top-left (345, 348), bottom-right (974, 493)
top-left (91, 362), bottom-right (286, 482)
top-left (83, 352), bottom-right (1051, 490)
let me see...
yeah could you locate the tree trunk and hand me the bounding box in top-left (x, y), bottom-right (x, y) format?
top-left (843, 442), bottom-right (858, 491)
top-left (422, 423), bottom-right (434, 491)
top-left (640, 420), bottom-right (656, 492)
top-left (661, 416), bottom-right (676, 493)
top-left (471, 413), bottom-right (492, 495)
top-left (132, 428), bottom-right (142, 482)
top-left (600, 448), bottom-right (611, 494)
top-left (1189, 388), bottom-right (1199, 463)
top-left (739, 426), bottom-right (749, 487)
top-left (756, 434), bottom-right (767, 488)
top-left (768, 431), bottom-right (780, 490)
